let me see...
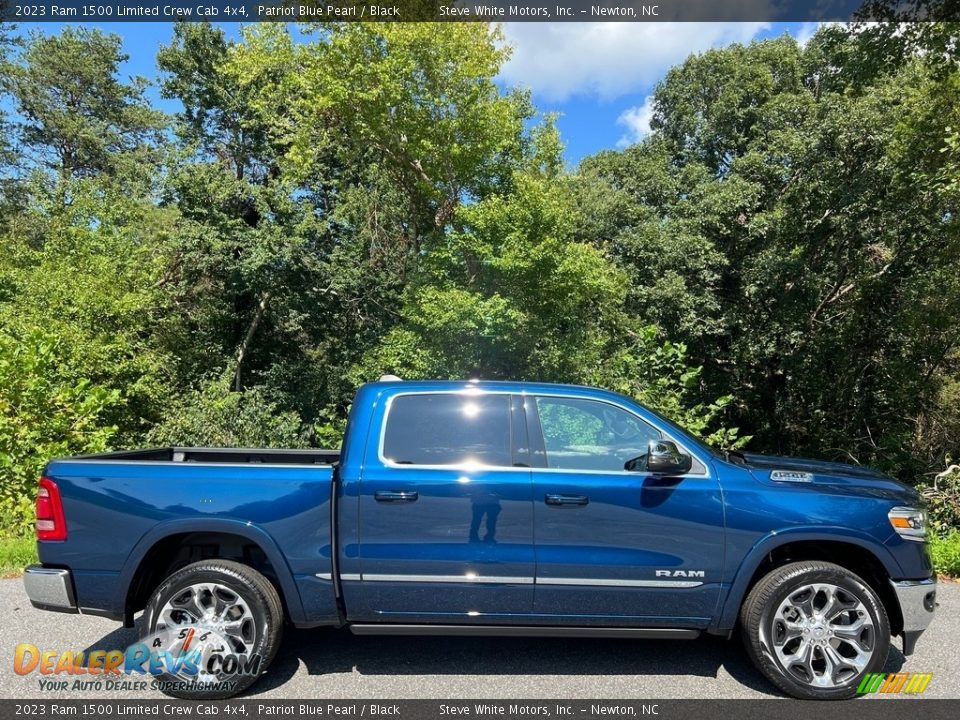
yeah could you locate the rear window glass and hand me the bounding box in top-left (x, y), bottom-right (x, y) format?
top-left (382, 394), bottom-right (512, 467)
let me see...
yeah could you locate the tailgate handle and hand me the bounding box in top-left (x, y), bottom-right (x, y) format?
top-left (375, 490), bottom-right (419, 503)
top-left (545, 494), bottom-right (589, 507)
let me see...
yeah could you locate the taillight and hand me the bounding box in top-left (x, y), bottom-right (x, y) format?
top-left (36, 477), bottom-right (67, 541)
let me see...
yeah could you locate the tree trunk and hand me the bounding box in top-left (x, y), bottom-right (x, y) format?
top-left (234, 292), bottom-right (271, 392)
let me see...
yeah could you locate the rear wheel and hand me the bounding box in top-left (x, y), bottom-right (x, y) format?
top-left (740, 560), bottom-right (890, 699)
top-left (143, 560), bottom-right (283, 699)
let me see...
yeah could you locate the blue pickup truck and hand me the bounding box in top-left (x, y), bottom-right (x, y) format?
top-left (24, 378), bottom-right (936, 700)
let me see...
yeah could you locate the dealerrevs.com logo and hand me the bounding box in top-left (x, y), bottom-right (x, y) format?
top-left (857, 672), bottom-right (933, 695)
top-left (13, 624), bottom-right (262, 694)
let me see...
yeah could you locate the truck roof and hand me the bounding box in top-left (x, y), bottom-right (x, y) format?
top-left (363, 378), bottom-right (615, 397)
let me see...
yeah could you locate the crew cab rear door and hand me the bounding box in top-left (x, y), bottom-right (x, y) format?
top-left (349, 390), bottom-right (535, 621)
top-left (528, 393), bottom-right (724, 624)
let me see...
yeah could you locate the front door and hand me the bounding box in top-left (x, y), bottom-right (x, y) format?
top-left (355, 391), bottom-right (535, 621)
top-left (529, 395), bottom-right (724, 625)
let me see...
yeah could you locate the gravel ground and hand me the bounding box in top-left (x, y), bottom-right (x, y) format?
top-left (1, 578), bottom-right (957, 700)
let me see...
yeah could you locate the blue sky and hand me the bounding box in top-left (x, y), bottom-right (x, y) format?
top-left (15, 21), bottom-right (818, 165)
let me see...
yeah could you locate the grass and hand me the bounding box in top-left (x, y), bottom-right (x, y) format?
top-left (0, 535), bottom-right (37, 577)
top-left (930, 530), bottom-right (960, 579)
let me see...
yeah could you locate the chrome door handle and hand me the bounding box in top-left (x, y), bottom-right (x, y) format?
top-left (545, 494), bottom-right (589, 507)
top-left (374, 490), bottom-right (419, 503)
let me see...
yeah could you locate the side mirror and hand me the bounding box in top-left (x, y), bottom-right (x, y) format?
top-left (625, 439), bottom-right (693, 475)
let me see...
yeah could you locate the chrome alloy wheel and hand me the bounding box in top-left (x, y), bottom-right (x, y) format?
top-left (155, 582), bottom-right (257, 682)
top-left (769, 582), bottom-right (875, 688)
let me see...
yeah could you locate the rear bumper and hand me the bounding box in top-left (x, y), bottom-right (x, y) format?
top-left (890, 577), bottom-right (936, 655)
top-left (23, 565), bottom-right (78, 614)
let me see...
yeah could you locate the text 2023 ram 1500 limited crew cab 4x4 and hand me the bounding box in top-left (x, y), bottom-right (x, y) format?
top-left (24, 379), bottom-right (936, 699)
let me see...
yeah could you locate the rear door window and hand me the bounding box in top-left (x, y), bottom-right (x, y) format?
top-left (382, 393), bottom-right (513, 467)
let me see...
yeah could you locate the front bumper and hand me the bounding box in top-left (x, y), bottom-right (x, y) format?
top-left (890, 577), bottom-right (937, 655)
top-left (23, 565), bottom-right (78, 614)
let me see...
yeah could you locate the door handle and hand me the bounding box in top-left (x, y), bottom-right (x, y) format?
top-left (545, 494), bottom-right (589, 507)
top-left (374, 490), bottom-right (419, 503)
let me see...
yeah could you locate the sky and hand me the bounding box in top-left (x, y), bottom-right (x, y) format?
top-left (16, 20), bottom-right (820, 165)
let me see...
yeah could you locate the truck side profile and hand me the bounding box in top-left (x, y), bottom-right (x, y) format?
top-left (24, 379), bottom-right (937, 699)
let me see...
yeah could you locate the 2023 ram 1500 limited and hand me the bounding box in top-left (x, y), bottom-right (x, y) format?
top-left (24, 379), bottom-right (936, 700)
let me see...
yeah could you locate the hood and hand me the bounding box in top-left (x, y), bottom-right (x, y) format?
top-left (737, 452), bottom-right (890, 480)
top-left (732, 451), bottom-right (919, 504)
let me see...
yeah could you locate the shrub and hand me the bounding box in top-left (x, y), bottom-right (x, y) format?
top-left (147, 371), bottom-right (308, 449)
top-left (929, 530), bottom-right (960, 578)
top-left (0, 330), bottom-right (119, 536)
top-left (919, 461), bottom-right (960, 533)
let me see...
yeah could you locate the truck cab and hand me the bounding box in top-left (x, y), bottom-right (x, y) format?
top-left (337, 379), bottom-right (724, 626)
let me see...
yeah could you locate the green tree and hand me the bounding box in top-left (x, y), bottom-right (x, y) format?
top-left (156, 22), bottom-right (534, 430)
top-left (576, 29), bottom-right (960, 478)
top-left (0, 28), bottom-right (174, 445)
top-left (352, 122), bottom-right (741, 449)
top-left (0, 27), bottom-right (165, 190)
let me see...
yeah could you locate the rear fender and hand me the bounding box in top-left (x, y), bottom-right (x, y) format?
top-left (119, 518), bottom-right (306, 625)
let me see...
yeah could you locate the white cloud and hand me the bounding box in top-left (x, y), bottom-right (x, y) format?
top-left (616, 96), bottom-right (656, 147)
top-left (500, 22), bottom-right (770, 103)
top-left (794, 22), bottom-right (823, 48)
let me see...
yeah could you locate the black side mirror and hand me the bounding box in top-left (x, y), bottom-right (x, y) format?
top-left (624, 439), bottom-right (693, 475)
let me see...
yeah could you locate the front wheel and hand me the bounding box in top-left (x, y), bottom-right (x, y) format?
top-left (142, 560), bottom-right (284, 699)
top-left (740, 560), bottom-right (890, 699)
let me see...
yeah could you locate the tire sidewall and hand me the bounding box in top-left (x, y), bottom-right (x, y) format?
top-left (754, 566), bottom-right (890, 700)
top-left (143, 564), bottom-right (280, 699)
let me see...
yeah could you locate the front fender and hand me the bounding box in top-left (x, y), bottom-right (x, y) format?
top-left (710, 526), bottom-right (902, 633)
top-left (118, 518), bottom-right (307, 625)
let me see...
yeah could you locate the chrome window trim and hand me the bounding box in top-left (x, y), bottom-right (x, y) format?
top-left (375, 388), bottom-right (711, 478)
top-left (378, 389), bottom-right (515, 470)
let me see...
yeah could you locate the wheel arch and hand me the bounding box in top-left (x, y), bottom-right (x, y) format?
top-left (120, 519), bottom-right (306, 626)
top-left (712, 529), bottom-right (903, 636)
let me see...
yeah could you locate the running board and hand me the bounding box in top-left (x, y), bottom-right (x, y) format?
top-left (348, 624), bottom-right (699, 639)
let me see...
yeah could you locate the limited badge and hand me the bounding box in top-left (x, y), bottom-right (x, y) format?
top-left (770, 470), bottom-right (814, 482)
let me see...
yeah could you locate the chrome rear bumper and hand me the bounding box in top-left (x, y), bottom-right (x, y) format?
top-left (23, 565), bottom-right (78, 614)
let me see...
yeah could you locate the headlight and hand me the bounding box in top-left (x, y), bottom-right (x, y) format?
top-left (888, 506), bottom-right (927, 542)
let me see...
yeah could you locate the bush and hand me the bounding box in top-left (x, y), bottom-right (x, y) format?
top-left (929, 530), bottom-right (960, 578)
top-left (919, 462), bottom-right (960, 534)
top-left (147, 371), bottom-right (309, 448)
top-left (0, 330), bottom-right (119, 536)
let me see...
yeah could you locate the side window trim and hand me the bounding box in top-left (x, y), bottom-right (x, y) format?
top-left (528, 393), bottom-right (709, 477)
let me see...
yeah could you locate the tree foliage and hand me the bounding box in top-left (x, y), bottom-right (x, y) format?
top-left (0, 22), bottom-right (958, 539)
top-left (0, 331), bottom-right (119, 533)
top-left (575, 28), bottom-right (960, 478)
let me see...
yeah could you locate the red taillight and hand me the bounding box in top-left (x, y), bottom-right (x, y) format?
top-left (36, 477), bottom-right (67, 541)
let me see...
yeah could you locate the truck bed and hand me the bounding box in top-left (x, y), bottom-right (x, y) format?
top-left (76, 446), bottom-right (340, 465)
top-left (40, 448), bottom-right (340, 626)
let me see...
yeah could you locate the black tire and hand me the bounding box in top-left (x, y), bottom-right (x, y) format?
top-left (143, 560), bottom-right (283, 699)
top-left (740, 560), bottom-right (890, 700)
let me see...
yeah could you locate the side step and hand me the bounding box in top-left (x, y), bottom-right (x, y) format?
top-left (348, 624), bottom-right (699, 639)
